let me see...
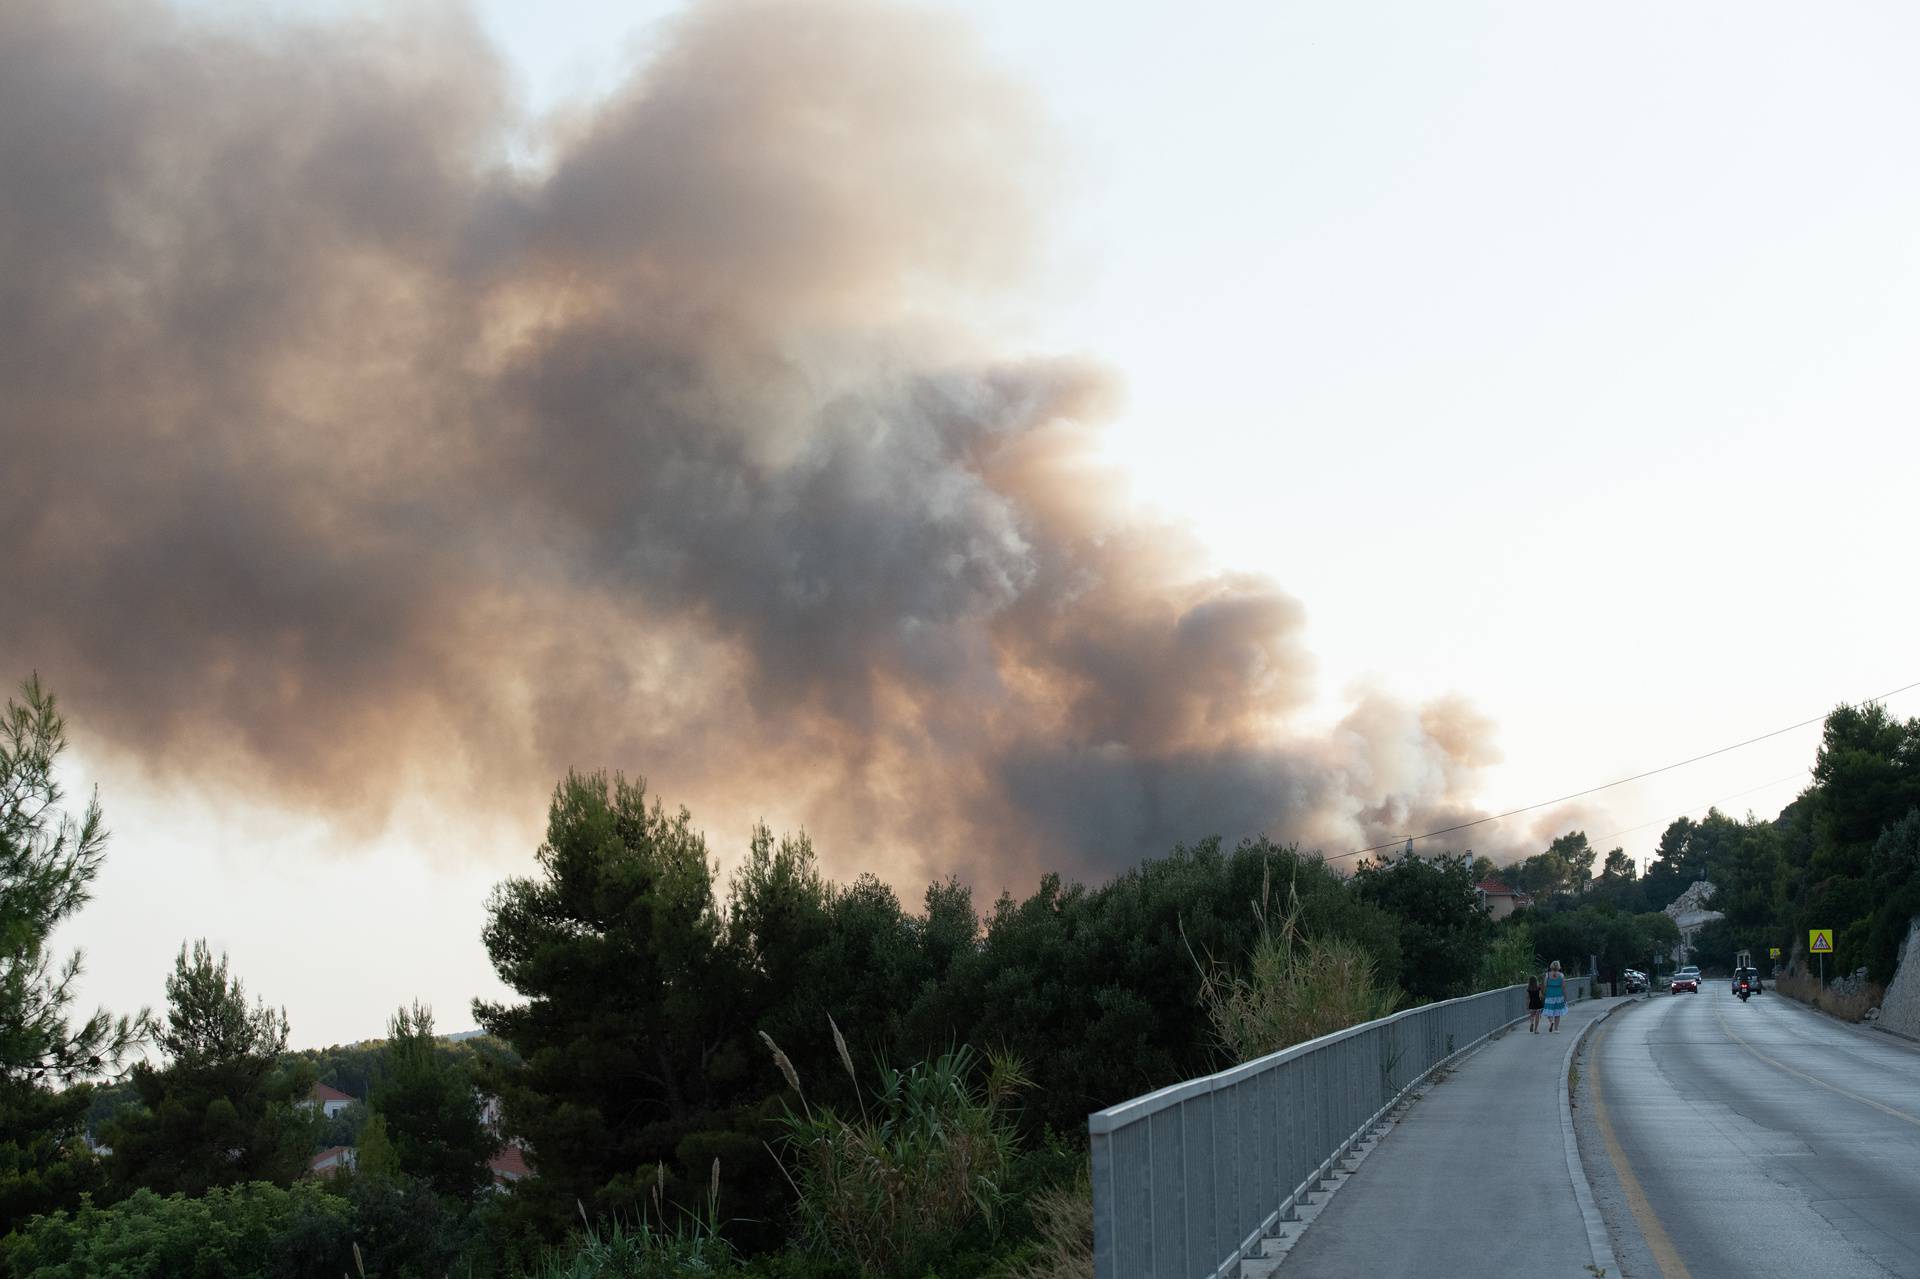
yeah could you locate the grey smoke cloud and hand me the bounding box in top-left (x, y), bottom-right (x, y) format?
top-left (0, 0), bottom-right (1534, 885)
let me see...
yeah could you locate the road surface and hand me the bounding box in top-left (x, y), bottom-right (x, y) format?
top-left (1588, 983), bottom-right (1920, 1278)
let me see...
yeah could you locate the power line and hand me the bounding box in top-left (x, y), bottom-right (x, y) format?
top-left (1332, 676), bottom-right (1920, 863)
top-left (1592, 769), bottom-right (1811, 846)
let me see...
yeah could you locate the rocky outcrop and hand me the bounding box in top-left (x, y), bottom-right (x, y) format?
top-left (1664, 879), bottom-right (1724, 967)
top-left (1879, 919), bottom-right (1920, 1040)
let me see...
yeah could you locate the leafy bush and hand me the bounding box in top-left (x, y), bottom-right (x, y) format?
top-left (767, 1032), bottom-right (1028, 1277)
top-left (1351, 852), bottom-right (1489, 1001)
top-left (0, 1181), bottom-right (352, 1278)
top-left (1474, 923), bottom-right (1536, 991)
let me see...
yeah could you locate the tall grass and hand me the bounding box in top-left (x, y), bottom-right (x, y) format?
top-left (525, 1163), bottom-right (732, 1279)
top-left (1775, 969), bottom-right (1884, 1022)
top-left (765, 1029), bottom-right (1030, 1276)
top-left (996, 1170), bottom-right (1093, 1279)
top-left (1191, 871), bottom-right (1400, 1063)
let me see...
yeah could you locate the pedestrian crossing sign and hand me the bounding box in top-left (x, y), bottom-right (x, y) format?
top-left (1768, 947), bottom-right (1780, 958)
top-left (1809, 929), bottom-right (1833, 954)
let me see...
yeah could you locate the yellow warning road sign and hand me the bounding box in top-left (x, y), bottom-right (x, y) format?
top-left (1768, 947), bottom-right (1780, 958)
top-left (1809, 929), bottom-right (1833, 954)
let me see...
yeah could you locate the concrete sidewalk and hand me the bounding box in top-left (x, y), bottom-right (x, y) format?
top-left (1271, 997), bottom-right (1627, 1279)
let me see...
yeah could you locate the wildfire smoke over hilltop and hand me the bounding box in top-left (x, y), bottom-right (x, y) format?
top-left (0, 0), bottom-right (1531, 884)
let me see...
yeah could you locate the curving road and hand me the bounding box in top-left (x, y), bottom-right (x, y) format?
top-left (1588, 983), bottom-right (1920, 1278)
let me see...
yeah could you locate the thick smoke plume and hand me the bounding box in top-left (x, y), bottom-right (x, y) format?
top-left (0, 0), bottom-right (1530, 884)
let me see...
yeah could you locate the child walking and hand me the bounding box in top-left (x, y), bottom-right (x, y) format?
top-left (1527, 975), bottom-right (1543, 1032)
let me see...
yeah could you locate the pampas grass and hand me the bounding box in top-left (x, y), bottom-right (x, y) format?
top-left (1190, 867), bottom-right (1401, 1062)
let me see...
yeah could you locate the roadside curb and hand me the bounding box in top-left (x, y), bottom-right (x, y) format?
top-left (1559, 996), bottom-right (1634, 1279)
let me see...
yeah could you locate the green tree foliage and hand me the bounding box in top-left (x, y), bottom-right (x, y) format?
top-left (966, 838), bottom-right (1399, 1136)
top-left (373, 1002), bottom-right (493, 1203)
top-left (473, 776), bottom-right (1405, 1246)
top-left (1350, 852), bottom-right (1488, 1001)
top-left (355, 1112), bottom-right (401, 1184)
top-left (474, 772), bottom-right (745, 1226)
top-left (0, 1083), bottom-right (102, 1244)
top-left (0, 676), bottom-right (149, 1233)
top-left (344, 1169), bottom-right (492, 1277)
top-left (1527, 906), bottom-right (1677, 983)
top-left (1861, 808), bottom-right (1920, 983)
top-left (1635, 703), bottom-right (1920, 982)
top-left (104, 941), bottom-right (316, 1196)
top-left (0, 1181), bottom-right (353, 1278)
top-left (1507, 831), bottom-right (1599, 903)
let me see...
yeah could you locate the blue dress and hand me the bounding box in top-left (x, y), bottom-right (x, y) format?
top-left (1543, 973), bottom-right (1566, 1016)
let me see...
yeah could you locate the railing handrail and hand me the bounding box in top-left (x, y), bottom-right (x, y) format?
top-left (1088, 981), bottom-right (1532, 1134)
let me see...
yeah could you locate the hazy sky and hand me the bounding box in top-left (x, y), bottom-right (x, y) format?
top-left (30, 0), bottom-right (1920, 1048)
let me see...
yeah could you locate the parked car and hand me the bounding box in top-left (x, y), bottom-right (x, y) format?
top-left (1623, 969), bottom-right (1648, 994)
top-left (1671, 966), bottom-right (1701, 994)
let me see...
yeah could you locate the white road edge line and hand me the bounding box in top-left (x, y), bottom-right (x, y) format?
top-left (1560, 996), bottom-right (1634, 1279)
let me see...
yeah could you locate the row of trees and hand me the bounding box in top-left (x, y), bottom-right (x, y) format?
top-left (1491, 702), bottom-right (1920, 988)
top-left (2, 672), bottom-right (1912, 1276)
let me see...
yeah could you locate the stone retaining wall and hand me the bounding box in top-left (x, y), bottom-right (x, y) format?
top-left (1880, 919), bottom-right (1920, 1040)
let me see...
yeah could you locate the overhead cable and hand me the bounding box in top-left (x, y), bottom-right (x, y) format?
top-left (1332, 677), bottom-right (1920, 863)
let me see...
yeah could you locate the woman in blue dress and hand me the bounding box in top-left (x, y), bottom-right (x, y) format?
top-left (1541, 960), bottom-right (1567, 1032)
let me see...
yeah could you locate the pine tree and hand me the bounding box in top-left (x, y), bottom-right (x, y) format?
top-left (0, 675), bottom-right (149, 1231)
top-left (104, 941), bottom-right (316, 1196)
top-left (372, 1003), bottom-right (492, 1202)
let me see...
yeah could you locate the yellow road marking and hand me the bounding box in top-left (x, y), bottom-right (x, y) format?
top-left (1714, 1003), bottom-right (1920, 1128)
top-left (1590, 1016), bottom-right (1692, 1279)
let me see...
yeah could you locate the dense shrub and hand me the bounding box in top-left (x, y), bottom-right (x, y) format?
top-left (0, 1181), bottom-right (352, 1278)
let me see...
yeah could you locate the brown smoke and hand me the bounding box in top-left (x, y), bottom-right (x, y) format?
top-left (0, 0), bottom-right (1529, 886)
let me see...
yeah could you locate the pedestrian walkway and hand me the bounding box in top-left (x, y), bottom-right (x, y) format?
top-left (1272, 996), bottom-right (1626, 1279)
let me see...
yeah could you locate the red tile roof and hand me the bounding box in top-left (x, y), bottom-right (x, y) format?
top-left (488, 1145), bottom-right (531, 1183)
top-left (308, 1146), bottom-right (353, 1174)
top-left (310, 1082), bottom-right (355, 1104)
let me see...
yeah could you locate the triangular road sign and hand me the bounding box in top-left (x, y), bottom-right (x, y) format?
top-left (1809, 929), bottom-right (1833, 953)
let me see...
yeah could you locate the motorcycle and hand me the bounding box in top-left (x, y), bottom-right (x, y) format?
top-left (1737, 980), bottom-right (1752, 1002)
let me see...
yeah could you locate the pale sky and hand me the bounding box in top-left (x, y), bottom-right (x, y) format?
top-left (54, 0), bottom-right (1920, 1048)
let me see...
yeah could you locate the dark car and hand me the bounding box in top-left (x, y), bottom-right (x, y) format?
top-left (1671, 966), bottom-right (1701, 994)
top-left (1623, 969), bottom-right (1648, 994)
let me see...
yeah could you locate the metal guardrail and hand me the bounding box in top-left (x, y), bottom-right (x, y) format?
top-left (1087, 976), bottom-right (1595, 1279)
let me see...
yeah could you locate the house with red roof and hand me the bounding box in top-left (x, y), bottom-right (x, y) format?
top-left (1474, 878), bottom-right (1533, 921)
top-left (303, 1082), bottom-right (356, 1120)
top-left (308, 1145), bottom-right (356, 1177)
top-left (487, 1144), bottom-right (531, 1188)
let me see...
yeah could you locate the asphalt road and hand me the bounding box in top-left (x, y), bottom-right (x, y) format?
top-left (1589, 983), bottom-right (1920, 1278)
